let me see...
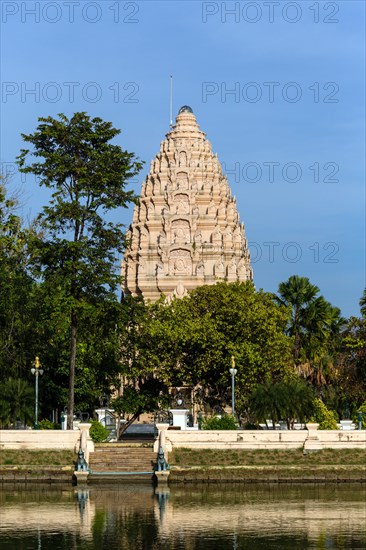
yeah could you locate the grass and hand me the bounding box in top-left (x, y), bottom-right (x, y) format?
top-left (1, 448), bottom-right (364, 471)
top-left (170, 448), bottom-right (366, 468)
top-left (0, 449), bottom-right (76, 467)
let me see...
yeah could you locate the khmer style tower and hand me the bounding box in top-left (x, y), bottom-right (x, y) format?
top-left (121, 106), bottom-right (253, 301)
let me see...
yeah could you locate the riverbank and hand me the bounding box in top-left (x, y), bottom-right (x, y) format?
top-left (1, 448), bottom-right (365, 483)
top-left (0, 450), bottom-right (76, 483)
top-left (167, 448), bottom-right (366, 483)
top-left (169, 464), bottom-right (366, 483)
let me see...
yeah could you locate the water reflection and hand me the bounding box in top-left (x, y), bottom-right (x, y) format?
top-left (0, 483), bottom-right (365, 549)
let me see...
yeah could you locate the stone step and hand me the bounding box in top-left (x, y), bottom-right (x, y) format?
top-left (92, 458), bottom-right (155, 462)
top-left (90, 454), bottom-right (155, 459)
top-left (94, 450), bottom-right (153, 454)
top-left (95, 441), bottom-right (153, 450)
top-left (88, 474), bottom-right (155, 483)
top-left (90, 466), bottom-right (154, 474)
top-left (89, 458), bottom-right (156, 465)
top-left (90, 462), bottom-right (154, 467)
top-left (90, 461), bottom-right (155, 468)
top-left (90, 454), bottom-right (156, 461)
top-left (93, 449), bottom-right (153, 454)
top-left (89, 446), bottom-right (157, 474)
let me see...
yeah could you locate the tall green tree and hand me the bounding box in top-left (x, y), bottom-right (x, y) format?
top-left (133, 282), bottom-right (293, 413)
top-left (0, 180), bottom-right (39, 381)
top-left (32, 282), bottom-right (127, 418)
top-left (335, 316), bottom-right (366, 410)
top-left (360, 289), bottom-right (366, 318)
top-left (276, 275), bottom-right (343, 385)
top-left (17, 113), bottom-right (142, 428)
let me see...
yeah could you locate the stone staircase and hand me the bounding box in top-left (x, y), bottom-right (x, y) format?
top-left (88, 443), bottom-right (157, 482)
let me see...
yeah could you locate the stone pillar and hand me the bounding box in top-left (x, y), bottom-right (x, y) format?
top-left (340, 420), bottom-right (355, 430)
top-left (78, 423), bottom-right (94, 463)
top-left (303, 424), bottom-right (321, 453)
top-left (170, 409), bottom-right (189, 430)
top-left (154, 423), bottom-right (170, 453)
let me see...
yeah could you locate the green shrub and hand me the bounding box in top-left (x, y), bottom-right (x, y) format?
top-left (202, 415), bottom-right (237, 430)
top-left (38, 419), bottom-right (60, 430)
top-left (89, 420), bottom-right (109, 442)
top-left (242, 422), bottom-right (259, 430)
top-left (313, 398), bottom-right (338, 430)
top-left (354, 402), bottom-right (366, 429)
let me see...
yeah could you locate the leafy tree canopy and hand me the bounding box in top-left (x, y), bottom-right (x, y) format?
top-left (0, 181), bottom-right (40, 380)
top-left (360, 289), bottom-right (366, 319)
top-left (132, 281), bottom-right (294, 412)
top-left (17, 113), bottom-right (143, 427)
top-left (277, 275), bottom-right (344, 363)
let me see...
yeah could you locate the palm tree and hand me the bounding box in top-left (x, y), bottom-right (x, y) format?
top-left (249, 380), bottom-right (282, 429)
top-left (2, 378), bottom-right (34, 427)
top-left (277, 275), bottom-right (320, 361)
top-left (360, 289), bottom-right (366, 318)
top-left (250, 379), bottom-right (314, 429)
top-left (277, 379), bottom-right (314, 429)
top-left (276, 275), bottom-right (344, 385)
top-left (0, 398), bottom-right (11, 429)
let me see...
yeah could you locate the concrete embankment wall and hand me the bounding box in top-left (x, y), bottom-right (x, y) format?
top-left (159, 429), bottom-right (366, 483)
top-left (0, 430), bottom-right (81, 451)
top-left (160, 429), bottom-right (366, 452)
top-left (0, 424), bottom-right (94, 462)
top-left (169, 465), bottom-right (366, 483)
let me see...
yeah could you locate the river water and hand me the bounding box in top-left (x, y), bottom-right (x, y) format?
top-left (0, 483), bottom-right (365, 549)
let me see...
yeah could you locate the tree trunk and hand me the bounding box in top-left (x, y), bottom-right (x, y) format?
top-left (117, 411), bottom-right (141, 440)
top-left (67, 309), bottom-right (77, 430)
top-left (116, 413), bottom-right (121, 440)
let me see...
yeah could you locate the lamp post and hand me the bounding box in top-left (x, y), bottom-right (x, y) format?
top-left (358, 411), bottom-right (364, 430)
top-left (31, 356), bottom-right (43, 429)
top-left (229, 356), bottom-right (237, 417)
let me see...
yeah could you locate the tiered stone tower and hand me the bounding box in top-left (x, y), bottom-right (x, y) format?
top-left (121, 106), bottom-right (253, 301)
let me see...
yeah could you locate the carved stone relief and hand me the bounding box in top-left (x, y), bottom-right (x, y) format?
top-left (169, 249), bottom-right (192, 276)
top-left (171, 219), bottom-right (190, 244)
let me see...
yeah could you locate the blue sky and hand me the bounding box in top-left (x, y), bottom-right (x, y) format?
top-left (1, 0), bottom-right (365, 317)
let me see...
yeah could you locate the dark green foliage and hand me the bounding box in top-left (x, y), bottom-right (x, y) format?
top-left (249, 379), bottom-right (314, 429)
top-left (0, 378), bottom-right (34, 428)
top-left (0, 182), bottom-right (39, 381)
top-left (202, 415), bottom-right (237, 430)
top-left (38, 419), bottom-right (60, 430)
top-left (17, 113), bottom-right (142, 427)
top-left (111, 378), bottom-right (169, 438)
top-left (360, 289), bottom-right (366, 318)
top-left (355, 402), bottom-right (366, 428)
top-left (334, 316), bottom-right (366, 413)
top-left (89, 419), bottom-right (109, 442)
top-left (276, 275), bottom-right (344, 389)
top-left (136, 281), bottom-right (293, 413)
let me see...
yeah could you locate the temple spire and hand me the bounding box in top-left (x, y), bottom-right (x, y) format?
top-left (121, 107), bottom-right (253, 301)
